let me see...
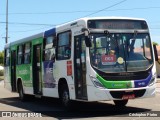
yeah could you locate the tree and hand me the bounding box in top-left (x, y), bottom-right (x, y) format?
top-left (152, 42), bottom-right (159, 46)
top-left (0, 51), bottom-right (4, 66)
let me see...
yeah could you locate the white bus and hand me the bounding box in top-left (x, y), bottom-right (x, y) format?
top-left (4, 17), bottom-right (156, 107)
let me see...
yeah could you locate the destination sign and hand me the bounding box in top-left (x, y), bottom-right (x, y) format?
top-left (88, 20), bottom-right (148, 29)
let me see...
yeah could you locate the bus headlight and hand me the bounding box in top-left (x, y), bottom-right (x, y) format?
top-left (148, 73), bottom-right (156, 86)
top-left (90, 75), bottom-right (104, 88)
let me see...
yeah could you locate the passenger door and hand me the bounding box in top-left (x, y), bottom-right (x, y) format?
top-left (33, 44), bottom-right (42, 95)
top-left (74, 35), bottom-right (87, 100)
top-left (11, 50), bottom-right (16, 92)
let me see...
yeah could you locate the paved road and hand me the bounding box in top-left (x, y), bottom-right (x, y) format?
top-left (0, 80), bottom-right (160, 120)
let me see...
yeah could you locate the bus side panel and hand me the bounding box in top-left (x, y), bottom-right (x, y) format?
top-left (16, 64), bottom-right (33, 95)
top-left (42, 60), bottom-right (75, 98)
top-left (4, 66), bottom-right (11, 91)
top-left (42, 61), bottom-right (59, 97)
top-left (54, 61), bottom-right (75, 99)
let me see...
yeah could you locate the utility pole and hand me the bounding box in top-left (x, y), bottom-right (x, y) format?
top-left (6, 0), bottom-right (8, 44)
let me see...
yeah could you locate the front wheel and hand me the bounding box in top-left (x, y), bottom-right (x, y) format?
top-left (113, 100), bottom-right (128, 107)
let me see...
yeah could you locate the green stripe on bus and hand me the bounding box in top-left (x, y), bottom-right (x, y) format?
top-left (11, 45), bottom-right (17, 51)
top-left (32, 38), bottom-right (43, 45)
top-left (96, 74), bottom-right (132, 89)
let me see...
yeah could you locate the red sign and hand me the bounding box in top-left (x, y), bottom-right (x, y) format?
top-left (122, 94), bottom-right (135, 100)
top-left (67, 61), bottom-right (72, 76)
top-left (101, 55), bottom-right (116, 65)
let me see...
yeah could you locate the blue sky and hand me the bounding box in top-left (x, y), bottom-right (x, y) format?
top-left (0, 0), bottom-right (160, 51)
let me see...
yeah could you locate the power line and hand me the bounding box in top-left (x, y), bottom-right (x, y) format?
top-left (1, 6), bottom-right (160, 15)
top-left (106, 6), bottom-right (160, 12)
top-left (83, 0), bottom-right (128, 17)
top-left (0, 0), bottom-right (128, 27)
top-left (0, 11), bottom-right (92, 15)
top-left (0, 22), bottom-right (55, 26)
top-left (56, 0), bottom-right (128, 26)
top-left (0, 0), bottom-right (128, 16)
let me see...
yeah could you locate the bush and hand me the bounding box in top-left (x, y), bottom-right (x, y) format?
top-left (0, 70), bottom-right (4, 76)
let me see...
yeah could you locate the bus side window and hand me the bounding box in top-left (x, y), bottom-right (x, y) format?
top-left (44, 36), bottom-right (55, 61)
top-left (17, 45), bottom-right (24, 65)
top-left (24, 43), bottom-right (31, 64)
top-left (4, 49), bottom-right (10, 66)
top-left (57, 31), bottom-right (71, 60)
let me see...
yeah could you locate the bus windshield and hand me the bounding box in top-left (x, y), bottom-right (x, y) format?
top-left (89, 33), bottom-right (153, 73)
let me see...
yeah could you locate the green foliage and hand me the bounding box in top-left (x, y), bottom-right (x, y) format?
top-left (0, 51), bottom-right (4, 65)
top-left (0, 70), bottom-right (4, 76)
top-left (152, 42), bottom-right (158, 46)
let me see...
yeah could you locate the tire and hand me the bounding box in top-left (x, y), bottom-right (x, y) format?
top-left (60, 84), bottom-right (72, 108)
top-left (113, 100), bottom-right (128, 107)
top-left (18, 82), bottom-right (27, 101)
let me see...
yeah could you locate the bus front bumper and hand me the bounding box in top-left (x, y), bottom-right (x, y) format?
top-left (87, 84), bottom-right (156, 101)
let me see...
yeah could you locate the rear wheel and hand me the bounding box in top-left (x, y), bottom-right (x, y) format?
top-left (113, 100), bottom-right (128, 107)
top-left (18, 82), bottom-right (27, 101)
top-left (60, 84), bottom-right (72, 108)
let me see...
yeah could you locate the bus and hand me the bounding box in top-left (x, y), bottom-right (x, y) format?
top-left (4, 17), bottom-right (157, 107)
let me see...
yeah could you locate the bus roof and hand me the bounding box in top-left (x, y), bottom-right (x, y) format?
top-left (81, 16), bottom-right (146, 21)
top-left (56, 16), bottom-right (146, 27)
top-left (8, 32), bottom-right (43, 47)
top-left (55, 16), bottom-right (146, 32)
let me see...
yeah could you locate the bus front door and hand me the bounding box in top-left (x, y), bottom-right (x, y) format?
top-left (11, 50), bottom-right (16, 92)
top-left (33, 44), bottom-right (42, 95)
top-left (74, 35), bottom-right (87, 100)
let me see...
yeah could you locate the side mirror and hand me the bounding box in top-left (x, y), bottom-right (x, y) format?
top-left (85, 36), bottom-right (91, 47)
top-left (153, 44), bottom-right (158, 61)
top-left (81, 28), bottom-right (91, 47)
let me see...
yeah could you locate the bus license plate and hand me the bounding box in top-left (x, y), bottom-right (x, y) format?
top-left (122, 94), bottom-right (135, 100)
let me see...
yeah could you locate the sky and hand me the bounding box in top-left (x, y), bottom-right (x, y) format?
top-left (0, 0), bottom-right (160, 51)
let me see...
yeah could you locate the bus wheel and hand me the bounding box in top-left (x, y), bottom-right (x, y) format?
top-left (18, 82), bottom-right (27, 101)
top-left (113, 100), bottom-right (128, 107)
top-left (60, 84), bottom-right (71, 108)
